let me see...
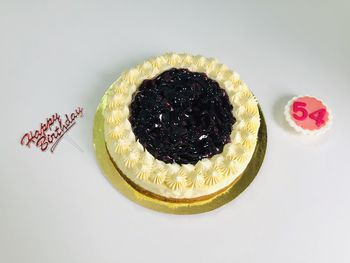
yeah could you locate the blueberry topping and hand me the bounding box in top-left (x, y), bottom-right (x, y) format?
top-left (129, 68), bottom-right (235, 165)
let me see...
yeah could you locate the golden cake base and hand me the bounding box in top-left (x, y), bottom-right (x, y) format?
top-left (93, 93), bottom-right (267, 214)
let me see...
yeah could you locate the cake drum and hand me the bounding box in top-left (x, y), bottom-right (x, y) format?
top-left (93, 89), bottom-right (267, 214)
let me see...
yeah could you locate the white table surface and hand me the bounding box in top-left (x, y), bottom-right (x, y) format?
top-left (1, 1), bottom-right (349, 262)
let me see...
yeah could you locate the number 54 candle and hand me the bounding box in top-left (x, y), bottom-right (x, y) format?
top-left (284, 96), bottom-right (333, 135)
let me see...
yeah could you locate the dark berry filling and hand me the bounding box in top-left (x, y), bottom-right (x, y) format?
top-left (129, 68), bottom-right (235, 165)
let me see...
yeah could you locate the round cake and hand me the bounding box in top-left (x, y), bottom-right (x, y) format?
top-left (103, 53), bottom-right (260, 200)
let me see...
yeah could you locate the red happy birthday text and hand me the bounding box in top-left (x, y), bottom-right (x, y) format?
top-left (20, 107), bottom-right (83, 153)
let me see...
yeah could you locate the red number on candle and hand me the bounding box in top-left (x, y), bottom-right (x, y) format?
top-left (309, 108), bottom-right (326, 127)
top-left (292, 101), bottom-right (308, 120)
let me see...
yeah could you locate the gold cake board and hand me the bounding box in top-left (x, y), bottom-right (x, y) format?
top-left (93, 93), bottom-right (267, 214)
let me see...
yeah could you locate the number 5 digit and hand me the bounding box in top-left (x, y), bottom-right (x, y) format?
top-left (292, 101), bottom-right (308, 120)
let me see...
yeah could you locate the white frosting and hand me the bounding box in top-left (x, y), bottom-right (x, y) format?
top-left (103, 53), bottom-right (260, 199)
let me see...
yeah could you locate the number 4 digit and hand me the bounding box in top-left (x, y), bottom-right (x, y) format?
top-left (309, 108), bottom-right (326, 127)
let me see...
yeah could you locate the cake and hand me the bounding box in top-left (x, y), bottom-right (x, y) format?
top-left (103, 53), bottom-right (260, 201)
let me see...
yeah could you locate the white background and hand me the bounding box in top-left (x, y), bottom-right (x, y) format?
top-left (1, 1), bottom-right (349, 262)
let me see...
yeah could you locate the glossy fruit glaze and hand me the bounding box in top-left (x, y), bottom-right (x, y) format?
top-left (129, 68), bottom-right (235, 165)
